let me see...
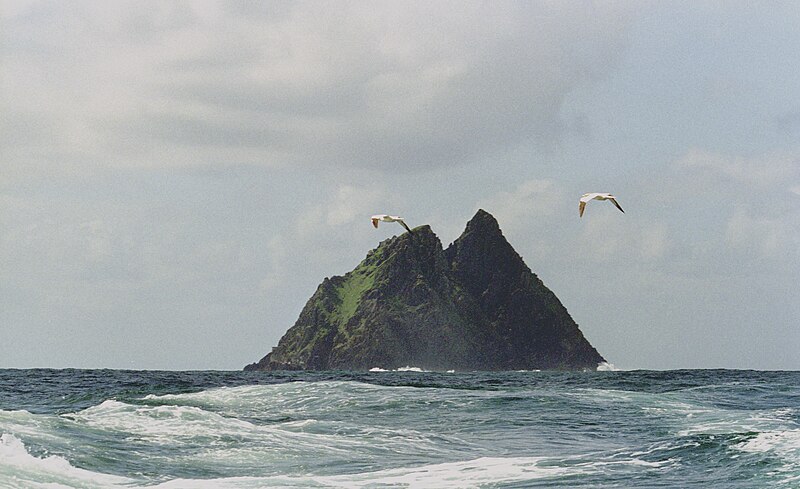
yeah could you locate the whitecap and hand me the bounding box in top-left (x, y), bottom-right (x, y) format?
top-left (737, 429), bottom-right (800, 458)
top-left (597, 362), bottom-right (622, 371)
top-left (316, 455), bottom-right (669, 488)
top-left (0, 434), bottom-right (677, 489)
top-left (137, 456), bottom-right (580, 488)
top-left (396, 366), bottom-right (425, 372)
top-left (736, 429), bottom-right (800, 483)
top-left (370, 366), bottom-right (441, 373)
top-left (675, 406), bottom-right (799, 438)
top-left (0, 433), bottom-right (133, 488)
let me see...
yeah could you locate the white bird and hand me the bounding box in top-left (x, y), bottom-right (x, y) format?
top-left (579, 193), bottom-right (624, 218)
top-left (371, 214), bottom-right (412, 233)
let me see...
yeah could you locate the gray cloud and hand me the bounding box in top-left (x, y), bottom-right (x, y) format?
top-left (2, 1), bottom-right (637, 178)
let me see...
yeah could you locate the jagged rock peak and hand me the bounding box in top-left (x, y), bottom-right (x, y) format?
top-left (445, 209), bottom-right (521, 275)
top-left (463, 209), bottom-right (501, 233)
top-left (448, 209), bottom-right (510, 256)
top-left (371, 224), bottom-right (436, 251)
top-left (366, 224), bottom-right (443, 273)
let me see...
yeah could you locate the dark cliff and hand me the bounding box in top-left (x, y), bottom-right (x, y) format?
top-left (245, 210), bottom-right (605, 371)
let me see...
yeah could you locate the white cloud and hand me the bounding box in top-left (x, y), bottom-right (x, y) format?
top-left (325, 185), bottom-right (386, 227)
top-left (639, 222), bottom-right (669, 259)
top-left (258, 182), bottom-right (397, 295)
top-left (675, 148), bottom-right (800, 189)
top-left (575, 211), bottom-right (672, 264)
top-left (475, 179), bottom-right (673, 269)
top-left (725, 207), bottom-right (798, 259)
top-left (477, 179), bottom-right (563, 229)
top-left (259, 236), bottom-right (290, 292)
top-left (294, 184), bottom-right (388, 239)
top-left (666, 147), bottom-right (800, 263)
top-left (1, 1), bottom-right (638, 181)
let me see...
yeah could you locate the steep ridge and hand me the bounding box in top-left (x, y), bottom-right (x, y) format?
top-left (445, 210), bottom-right (604, 369)
top-left (245, 210), bottom-right (604, 371)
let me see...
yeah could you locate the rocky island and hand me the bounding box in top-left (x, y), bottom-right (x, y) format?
top-left (245, 210), bottom-right (605, 371)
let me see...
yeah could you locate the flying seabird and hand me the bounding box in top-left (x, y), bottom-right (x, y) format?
top-left (371, 214), bottom-right (413, 233)
top-left (579, 193), bottom-right (624, 217)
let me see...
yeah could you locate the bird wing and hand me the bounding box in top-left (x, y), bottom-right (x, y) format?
top-left (398, 219), bottom-right (412, 233)
top-left (609, 198), bottom-right (625, 213)
top-left (580, 193), bottom-right (599, 203)
top-left (579, 201), bottom-right (586, 217)
top-left (371, 218), bottom-right (379, 228)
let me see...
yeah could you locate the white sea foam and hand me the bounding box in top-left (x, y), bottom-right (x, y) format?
top-left (368, 366), bottom-right (435, 372)
top-left (76, 399), bottom-right (367, 448)
top-left (63, 399), bottom-right (264, 444)
top-left (52, 393), bottom-right (472, 474)
top-left (142, 381), bottom-right (415, 425)
top-left (0, 408), bottom-right (73, 455)
top-left (147, 454), bottom-right (670, 489)
top-left (0, 433), bottom-right (132, 488)
top-left (83, 457), bottom-right (563, 488)
top-left (737, 429), bottom-right (800, 458)
top-left (597, 362), bottom-right (622, 371)
top-left (736, 429), bottom-right (800, 485)
top-left (676, 407), bottom-right (798, 437)
top-left (396, 366), bottom-right (425, 372)
top-left (0, 430), bottom-right (678, 489)
top-left (320, 456), bottom-right (575, 488)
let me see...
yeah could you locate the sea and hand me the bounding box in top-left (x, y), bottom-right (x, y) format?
top-left (1, 368), bottom-right (799, 488)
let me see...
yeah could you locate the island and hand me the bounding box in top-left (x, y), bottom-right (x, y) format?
top-left (245, 209), bottom-right (605, 371)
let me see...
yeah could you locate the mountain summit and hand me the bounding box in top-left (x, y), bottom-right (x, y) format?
top-left (245, 210), bottom-right (604, 371)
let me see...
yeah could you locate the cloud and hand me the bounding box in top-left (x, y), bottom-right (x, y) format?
top-left (325, 185), bottom-right (387, 227)
top-left (612, 147), bottom-right (800, 275)
top-left (1, 1), bottom-right (637, 181)
top-left (262, 183), bottom-right (392, 291)
top-left (725, 207), bottom-right (799, 259)
top-left (295, 184), bottom-right (388, 237)
top-left (775, 108), bottom-right (800, 135)
top-left (675, 148), bottom-right (800, 189)
top-left (475, 179), bottom-right (672, 268)
top-left (477, 179), bottom-right (563, 228)
top-left (259, 236), bottom-right (290, 292)
top-left (575, 212), bottom-right (671, 264)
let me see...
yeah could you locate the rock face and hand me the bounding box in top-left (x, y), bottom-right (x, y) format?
top-left (245, 210), bottom-right (604, 371)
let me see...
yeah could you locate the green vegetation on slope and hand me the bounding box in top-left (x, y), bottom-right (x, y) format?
top-left (317, 255), bottom-right (382, 331)
top-left (335, 267), bottom-right (376, 324)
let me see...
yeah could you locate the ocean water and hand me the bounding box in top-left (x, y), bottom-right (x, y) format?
top-left (1, 369), bottom-right (799, 488)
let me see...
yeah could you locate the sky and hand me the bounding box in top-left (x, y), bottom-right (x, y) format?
top-left (2, 1), bottom-right (799, 370)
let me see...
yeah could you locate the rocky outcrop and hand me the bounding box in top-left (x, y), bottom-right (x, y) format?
top-left (245, 210), bottom-right (604, 371)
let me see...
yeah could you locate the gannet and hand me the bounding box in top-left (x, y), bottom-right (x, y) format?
top-left (579, 193), bottom-right (624, 217)
top-left (371, 214), bottom-right (412, 233)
